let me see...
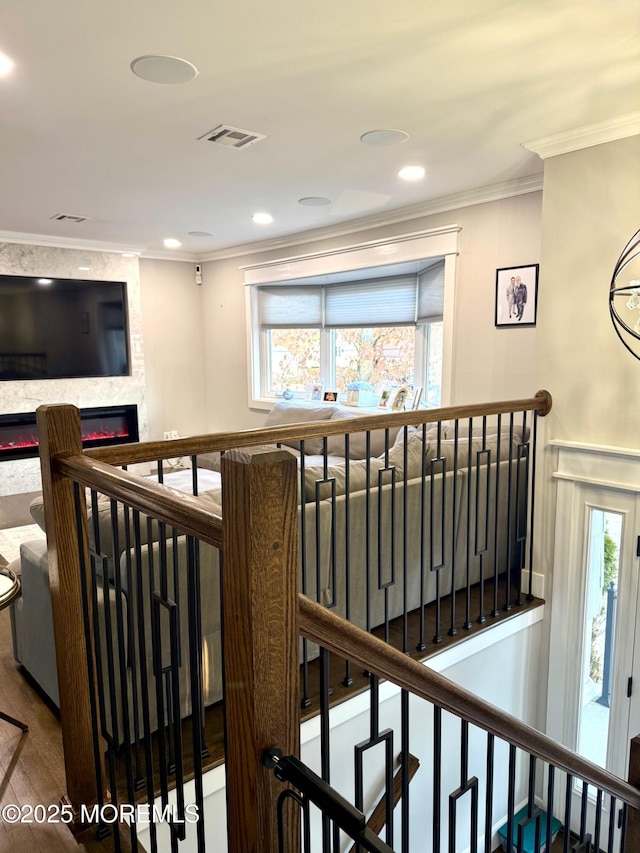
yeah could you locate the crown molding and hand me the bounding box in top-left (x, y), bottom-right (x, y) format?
top-left (197, 174), bottom-right (543, 262)
top-left (523, 111), bottom-right (640, 160)
top-left (0, 230), bottom-right (198, 262)
top-left (0, 173), bottom-right (542, 264)
top-left (0, 230), bottom-right (143, 256)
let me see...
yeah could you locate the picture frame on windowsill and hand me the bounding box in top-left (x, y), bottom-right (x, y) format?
top-left (391, 386), bottom-right (410, 411)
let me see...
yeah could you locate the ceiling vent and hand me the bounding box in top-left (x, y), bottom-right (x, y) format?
top-left (198, 124), bottom-right (266, 149)
top-left (50, 213), bottom-right (90, 223)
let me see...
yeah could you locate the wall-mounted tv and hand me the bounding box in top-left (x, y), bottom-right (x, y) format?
top-left (0, 274), bottom-right (130, 380)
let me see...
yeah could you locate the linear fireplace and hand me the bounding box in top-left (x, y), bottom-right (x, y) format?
top-left (0, 405), bottom-right (139, 462)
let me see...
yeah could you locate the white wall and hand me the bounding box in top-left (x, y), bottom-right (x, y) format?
top-left (201, 191), bottom-right (543, 432)
top-left (139, 259), bottom-right (207, 441)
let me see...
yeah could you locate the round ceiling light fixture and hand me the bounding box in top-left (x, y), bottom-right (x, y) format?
top-left (360, 129), bottom-right (409, 147)
top-left (398, 165), bottom-right (426, 181)
top-left (37, 278), bottom-right (53, 286)
top-left (163, 238), bottom-right (182, 249)
top-left (252, 212), bottom-right (273, 225)
top-left (0, 52), bottom-right (14, 76)
top-left (130, 55), bottom-right (198, 85)
top-left (298, 196), bottom-right (332, 207)
top-left (188, 230), bottom-right (215, 238)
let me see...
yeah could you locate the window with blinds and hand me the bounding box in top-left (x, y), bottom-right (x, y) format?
top-left (256, 260), bottom-right (444, 330)
top-left (251, 258), bottom-right (445, 405)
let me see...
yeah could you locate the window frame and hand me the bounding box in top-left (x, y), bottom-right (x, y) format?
top-left (244, 227), bottom-right (459, 410)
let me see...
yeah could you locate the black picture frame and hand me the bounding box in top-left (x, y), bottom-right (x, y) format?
top-left (495, 264), bottom-right (539, 327)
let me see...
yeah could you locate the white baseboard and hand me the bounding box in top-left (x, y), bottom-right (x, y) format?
top-left (522, 569), bottom-right (545, 599)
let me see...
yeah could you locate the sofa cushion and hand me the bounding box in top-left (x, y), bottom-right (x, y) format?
top-left (197, 443), bottom-right (298, 472)
top-left (378, 426), bottom-right (430, 481)
top-left (326, 408), bottom-right (402, 460)
top-left (264, 401), bottom-right (339, 455)
top-left (29, 495), bottom-right (47, 533)
top-left (302, 457), bottom-right (385, 501)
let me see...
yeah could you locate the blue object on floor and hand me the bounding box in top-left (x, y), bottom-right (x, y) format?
top-left (497, 806), bottom-right (562, 853)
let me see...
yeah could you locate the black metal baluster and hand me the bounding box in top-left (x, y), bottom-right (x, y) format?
top-left (418, 422), bottom-right (428, 651)
top-left (563, 774), bottom-right (573, 853)
top-left (620, 803), bottom-right (628, 853)
top-left (593, 789), bottom-right (602, 853)
top-left (132, 510), bottom-right (159, 852)
top-left (449, 420), bottom-right (459, 636)
top-left (527, 412), bottom-right (538, 601)
top-left (187, 535), bottom-right (206, 852)
top-left (378, 430), bottom-right (395, 645)
top-left (484, 733), bottom-right (494, 853)
top-left (121, 501), bottom-right (144, 791)
top-left (505, 413), bottom-right (515, 611)
top-left (449, 718), bottom-right (478, 853)
top-left (475, 425), bottom-right (490, 625)
top-left (354, 671), bottom-right (394, 849)
top-left (506, 745), bottom-right (516, 853)
top-left (579, 781), bottom-right (589, 842)
top-left (300, 442), bottom-right (310, 708)
top-left (607, 796), bottom-right (616, 853)
top-left (433, 705), bottom-right (442, 853)
top-left (401, 689), bottom-right (410, 853)
top-left (491, 415), bottom-right (501, 617)
top-left (320, 647), bottom-right (332, 853)
top-left (546, 766), bottom-right (555, 853)
top-left (432, 424), bottom-right (445, 644)
top-left (343, 433), bottom-right (353, 687)
top-left (515, 412), bottom-right (529, 607)
top-left (464, 420), bottom-right (473, 629)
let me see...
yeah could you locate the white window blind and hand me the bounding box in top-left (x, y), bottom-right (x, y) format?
top-left (324, 275), bottom-right (417, 327)
top-left (258, 285), bottom-right (323, 329)
top-left (417, 260), bottom-right (445, 322)
top-left (256, 259), bottom-right (444, 329)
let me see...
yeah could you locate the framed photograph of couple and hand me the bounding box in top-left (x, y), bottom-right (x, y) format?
top-left (495, 264), bottom-right (539, 327)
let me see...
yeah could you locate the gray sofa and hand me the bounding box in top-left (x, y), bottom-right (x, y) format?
top-left (10, 401), bottom-right (527, 739)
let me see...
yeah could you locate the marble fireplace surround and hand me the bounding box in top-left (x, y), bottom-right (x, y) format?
top-left (0, 242), bottom-right (148, 496)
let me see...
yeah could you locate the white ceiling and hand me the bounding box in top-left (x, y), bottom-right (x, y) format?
top-left (0, 0), bottom-right (638, 260)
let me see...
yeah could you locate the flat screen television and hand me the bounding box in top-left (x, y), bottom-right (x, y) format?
top-left (0, 274), bottom-right (130, 380)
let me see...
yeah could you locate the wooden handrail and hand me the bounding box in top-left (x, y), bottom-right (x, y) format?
top-left (57, 454), bottom-right (223, 548)
top-left (298, 594), bottom-right (640, 811)
top-left (84, 390), bottom-right (552, 467)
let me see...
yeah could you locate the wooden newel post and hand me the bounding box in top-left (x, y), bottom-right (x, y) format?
top-left (626, 735), bottom-right (640, 851)
top-left (36, 404), bottom-right (104, 823)
top-left (222, 449), bottom-right (301, 853)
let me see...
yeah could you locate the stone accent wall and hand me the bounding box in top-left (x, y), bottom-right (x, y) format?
top-left (0, 242), bottom-right (147, 494)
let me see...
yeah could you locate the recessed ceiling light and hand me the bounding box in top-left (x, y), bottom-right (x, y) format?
top-left (130, 55), bottom-right (198, 85)
top-left (187, 230), bottom-right (214, 238)
top-left (398, 165), bottom-right (426, 181)
top-left (361, 129), bottom-right (409, 146)
top-left (37, 278), bottom-right (53, 286)
top-left (163, 238), bottom-right (182, 249)
top-left (298, 197), bottom-right (332, 207)
top-left (78, 266), bottom-right (91, 271)
top-left (252, 212), bottom-right (273, 225)
top-left (0, 52), bottom-right (14, 76)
